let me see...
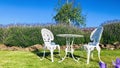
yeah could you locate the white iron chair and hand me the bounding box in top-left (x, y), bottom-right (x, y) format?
top-left (41, 28), bottom-right (60, 62)
top-left (83, 26), bottom-right (103, 64)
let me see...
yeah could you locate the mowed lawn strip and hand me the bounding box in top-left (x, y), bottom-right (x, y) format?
top-left (0, 49), bottom-right (119, 68)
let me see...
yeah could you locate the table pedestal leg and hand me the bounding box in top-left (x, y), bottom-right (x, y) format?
top-left (59, 46), bottom-right (79, 63)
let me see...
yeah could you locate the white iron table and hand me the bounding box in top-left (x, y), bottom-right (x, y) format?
top-left (57, 34), bottom-right (84, 62)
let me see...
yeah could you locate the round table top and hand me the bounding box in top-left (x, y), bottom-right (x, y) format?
top-left (56, 34), bottom-right (84, 38)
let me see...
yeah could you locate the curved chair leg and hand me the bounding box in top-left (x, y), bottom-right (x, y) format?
top-left (50, 49), bottom-right (54, 62)
top-left (43, 50), bottom-right (45, 59)
top-left (40, 48), bottom-right (46, 60)
top-left (83, 45), bottom-right (91, 64)
top-left (87, 50), bottom-right (91, 64)
top-left (96, 46), bottom-right (102, 62)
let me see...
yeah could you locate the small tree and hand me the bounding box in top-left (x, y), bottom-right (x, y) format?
top-left (53, 0), bottom-right (86, 27)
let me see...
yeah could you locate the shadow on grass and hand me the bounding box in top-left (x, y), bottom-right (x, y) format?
top-left (32, 50), bottom-right (99, 63)
top-left (65, 53), bottom-right (87, 61)
top-left (32, 50), bottom-right (60, 61)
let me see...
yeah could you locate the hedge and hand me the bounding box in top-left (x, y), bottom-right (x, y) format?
top-left (3, 22), bottom-right (120, 47)
top-left (102, 22), bottom-right (120, 44)
top-left (0, 24), bottom-right (89, 47)
top-left (2, 26), bottom-right (43, 47)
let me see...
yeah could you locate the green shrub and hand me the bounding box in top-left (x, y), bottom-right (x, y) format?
top-left (0, 28), bottom-right (4, 43)
top-left (2, 26), bottom-right (43, 47)
top-left (0, 24), bottom-right (89, 47)
top-left (3, 22), bottom-right (120, 47)
top-left (102, 23), bottom-right (120, 44)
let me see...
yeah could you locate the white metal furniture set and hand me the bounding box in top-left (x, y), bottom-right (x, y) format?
top-left (41, 27), bottom-right (104, 64)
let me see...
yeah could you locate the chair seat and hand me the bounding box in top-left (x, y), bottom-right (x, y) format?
top-left (88, 42), bottom-right (96, 46)
top-left (51, 42), bottom-right (56, 45)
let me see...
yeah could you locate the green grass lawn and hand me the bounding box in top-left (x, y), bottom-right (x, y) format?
top-left (0, 49), bottom-right (119, 68)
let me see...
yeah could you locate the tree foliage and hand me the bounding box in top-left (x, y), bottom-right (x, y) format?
top-left (53, 1), bottom-right (85, 27)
